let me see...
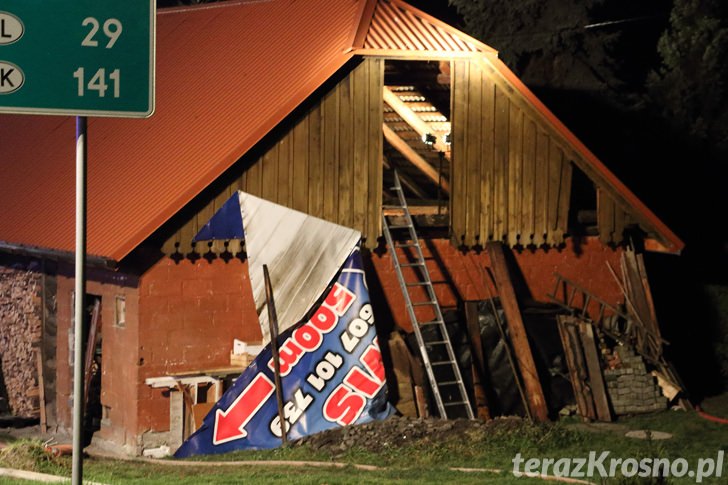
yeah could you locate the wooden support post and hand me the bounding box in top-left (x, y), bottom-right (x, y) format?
top-left (264, 265), bottom-right (287, 446)
top-left (486, 242), bottom-right (549, 422)
top-left (36, 349), bottom-right (47, 433)
top-left (464, 301), bottom-right (490, 420)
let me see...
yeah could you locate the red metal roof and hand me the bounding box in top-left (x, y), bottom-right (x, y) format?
top-left (0, 0), bottom-right (362, 260)
top-left (0, 0), bottom-right (683, 261)
top-left (359, 0), bottom-right (496, 54)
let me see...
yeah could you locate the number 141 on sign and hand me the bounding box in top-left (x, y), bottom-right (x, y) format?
top-left (73, 67), bottom-right (120, 98)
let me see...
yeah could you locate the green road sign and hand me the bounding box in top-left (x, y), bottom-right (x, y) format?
top-left (0, 1), bottom-right (154, 118)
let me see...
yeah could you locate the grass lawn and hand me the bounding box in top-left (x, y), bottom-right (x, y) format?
top-left (0, 394), bottom-right (726, 484)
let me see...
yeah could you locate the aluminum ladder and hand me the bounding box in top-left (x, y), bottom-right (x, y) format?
top-left (382, 171), bottom-right (474, 419)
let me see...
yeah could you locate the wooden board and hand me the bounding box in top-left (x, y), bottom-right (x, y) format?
top-left (507, 103), bottom-right (523, 246)
top-left (486, 242), bottom-right (548, 422)
top-left (367, 59), bottom-right (384, 245)
top-left (338, 74), bottom-right (353, 227)
top-left (556, 155), bottom-right (572, 243)
top-left (493, 88), bottom-right (509, 241)
top-left (450, 60), bottom-right (467, 242)
top-left (292, 116), bottom-right (309, 213)
top-left (465, 61), bottom-right (483, 246)
top-left (307, 103), bottom-right (323, 217)
top-left (598, 188), bottom-right (615, 244)
top-left (546, 143), bottom-right (563, 245)
top-left (578, 322), bottom-right (612, 422)
top-left (533, 130), bottom-right (549, 246)
top-left (352, 60), bottom-right (369, 234)
top-left (277, 132), bottom-right (292, 209)
top-left (480, 71), bottom-right (496, 243)
top-left (521, 117), bottom-right (536, 245)
top-left (322, 86), bottom-right (339, 224)
top-left (557, 316), bottom-right (595, 420)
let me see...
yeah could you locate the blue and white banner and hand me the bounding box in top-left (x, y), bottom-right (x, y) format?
top-left (174, 249), bottom-right (393, 457)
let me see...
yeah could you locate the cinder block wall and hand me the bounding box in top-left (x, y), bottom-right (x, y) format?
top-left (137, 257), bottom-right (261, 437)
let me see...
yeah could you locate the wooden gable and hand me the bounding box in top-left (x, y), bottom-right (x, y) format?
top-left (161, 59), bottom-right (384, 256)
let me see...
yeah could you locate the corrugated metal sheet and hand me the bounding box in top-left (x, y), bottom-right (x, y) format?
top-left (232, 191), bottom-right (361, 343)
top-left (0, 0), bottom-right (362, 260)
top-left (362, 0), bottom-right (491, 53)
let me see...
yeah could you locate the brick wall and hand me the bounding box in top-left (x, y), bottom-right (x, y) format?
top-left (370, 237), bottom-right (624, 331)
top-left (55, 268), bottom-right (139, 451)
top-left (137, 257), bottom-right (261, 435)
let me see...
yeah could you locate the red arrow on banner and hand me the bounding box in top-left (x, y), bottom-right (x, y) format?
top-left (213, 373), bottom-right (275, 445)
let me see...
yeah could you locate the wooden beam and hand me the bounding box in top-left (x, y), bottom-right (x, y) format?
top-left (383, 86), bottom-right (450, 153)
top-left (383, 205), bottom-right (449, 216)
top-left (486, 242), bottom-right (549, 422)
top-left (383, 156), bottom-right (428, 199)
top-left (383, 124), bottom-right (450, 193)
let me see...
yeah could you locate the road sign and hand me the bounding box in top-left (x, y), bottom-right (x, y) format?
top-left (0, 1), bottom-right (154, 118)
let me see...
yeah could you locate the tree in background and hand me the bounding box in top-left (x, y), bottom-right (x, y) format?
top-left (448, 0), bottom-right (669, 95)
top-left (647, 0), bottom-right (728, 154)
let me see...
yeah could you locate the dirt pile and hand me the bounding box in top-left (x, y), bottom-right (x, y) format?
top-left (293, 415), bottom-right (526, 454)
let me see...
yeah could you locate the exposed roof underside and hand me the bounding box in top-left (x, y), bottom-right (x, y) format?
top-left (0, 0), bottom-right (683, 261)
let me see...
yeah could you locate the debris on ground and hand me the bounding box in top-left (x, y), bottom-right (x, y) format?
top-left (292, 415), bottom-right (527, 454)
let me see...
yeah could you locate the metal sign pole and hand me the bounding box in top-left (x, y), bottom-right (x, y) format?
top-left (72, 116), bottom-right (87, 485)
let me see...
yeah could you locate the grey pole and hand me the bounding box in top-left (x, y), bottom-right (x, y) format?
top-left (72, 116), bottom-right (87, 485)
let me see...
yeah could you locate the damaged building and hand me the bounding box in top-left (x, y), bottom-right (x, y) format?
top-left (0, 0), bottom-right (684, 455)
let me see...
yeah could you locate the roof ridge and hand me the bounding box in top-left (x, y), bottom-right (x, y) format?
top-left (158, 0), bottom-right (275, 16)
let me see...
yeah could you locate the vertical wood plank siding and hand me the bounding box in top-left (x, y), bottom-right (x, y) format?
top-left (597, 188), bottom-right (629, 244)
top-left (163, 59), bottom-right (384, 254)
top-left (451, 60), bottom-right (573, 247)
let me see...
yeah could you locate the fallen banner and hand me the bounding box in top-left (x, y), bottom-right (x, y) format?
top-left (174, 248), bottom-right (393, 457)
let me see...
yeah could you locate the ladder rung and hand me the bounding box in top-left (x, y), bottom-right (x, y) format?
top-left (395, 243), bottom-right (418, 248)
top-left (406, 282), bottom-right (428, 287)
top-left (438, 380), bottom-right (463, 386)
top-left (412, 301), bottom-right (437, 307)
top-left (388, 225), bottom-right (411, 230)
top-left (418, 319), bottom-right (444, 326)
top-left (443, 401), bottom-right (469, 407)
top-left (400, 262), bottom-right (424, 267)
top-left (425, 340), bottom-right (448, 346)
top-left (430, 361), bottom-right (455, 367)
